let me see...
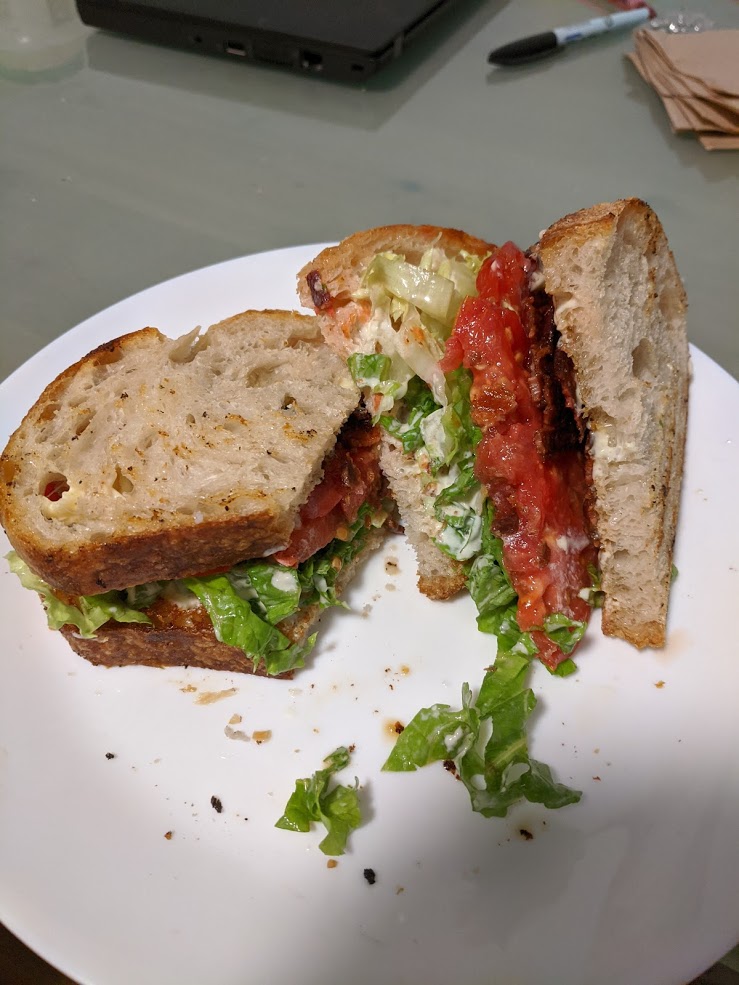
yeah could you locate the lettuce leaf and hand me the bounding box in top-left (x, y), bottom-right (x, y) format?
top-left (7, 552), bottom-right (152, 638)
top-left (183, 574), bottom-right (315, 676)
top-left (275, 746), bottom-right (362, 856)
top-left (383, 651), bottom-right (582, 818)
top-left (226, 562), bottom-right (301, 626)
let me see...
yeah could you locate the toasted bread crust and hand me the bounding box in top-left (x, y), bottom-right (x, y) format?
top-left (60, 599), bottom-right (293, 677)
top-left (1, 311), bottom-right (358, 595)
top-left (10, 508), bottom-right (291, 597)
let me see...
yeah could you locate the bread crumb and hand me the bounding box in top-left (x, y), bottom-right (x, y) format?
top-left (224, 725), bottom-right (250, 742)
top-left (252, 730), bottom-right (272, 744)
top-left (655, 680), bottom-right (666, 689)
top-left (327, 859), bottom-right (338, 869)
top-left (229, 713), bottom-right (242, 725)
top-left (196, 687), bottom-right (238, 705)
top-left (180, 684), bottom-right (197, 693)
top-left (164, 831), bottom-right (173, 840)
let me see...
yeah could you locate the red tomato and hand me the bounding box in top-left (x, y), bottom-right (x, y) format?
top-left (446, 242), bottom-right (596, 666)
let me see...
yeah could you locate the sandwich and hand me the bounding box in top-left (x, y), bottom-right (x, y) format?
top-left (0, 310), bottom-right (389, 677)
top-left (298, 199), bottom-right (690, 670)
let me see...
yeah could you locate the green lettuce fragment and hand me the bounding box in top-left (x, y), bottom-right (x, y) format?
top-left (383, 651), bottom-right (581, 818)
top-left (347, 352), bottom-right (408, 419)
top-left (184, 574), bottom-right (315, 676)
top-left (379, 376), bottom-right (439, 454)
top-left (7, 552), bottom-right (152, 638)
top-left (276, 746), bottom-right (362, 856)
top-left (383, 683), bottom-right (479, 771)
top-left (227, 562), bottom-right (301, 626)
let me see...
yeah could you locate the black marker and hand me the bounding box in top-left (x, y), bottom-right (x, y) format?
top-left (488, 8), bottom-right (651, 66)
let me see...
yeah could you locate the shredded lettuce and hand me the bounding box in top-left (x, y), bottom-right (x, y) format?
top-left (384, 501), bottom-right (585, 817)
top-left (275, 746), bottom-right (362, 856)
top-left (7, 552), bottom-right (152, 638)
top-left (7, 503), bottom-right (377, 675)
top-left (383, 652), bottom-right (582, 818)
top-left (379, 376), bottom-right (439, 453)
top-left (347, 353), bottom-right (408, 419)
top-left (363, 254), bottom-right (456, 323)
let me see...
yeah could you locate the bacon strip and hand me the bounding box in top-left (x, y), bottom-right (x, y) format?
top-left (273, 413), bottom-right (383, 567)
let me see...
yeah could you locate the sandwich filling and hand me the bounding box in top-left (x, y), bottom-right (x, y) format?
top-left (440, 242), bottom-right (598, 668)
top-left (311, 239), bottom-right (598, 670)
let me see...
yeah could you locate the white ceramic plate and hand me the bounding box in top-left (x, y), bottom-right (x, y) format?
top-left (1, 247), bottom-right (738, 985)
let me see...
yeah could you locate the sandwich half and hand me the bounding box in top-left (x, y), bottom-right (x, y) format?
top-left (298, 200), bottom-right (689, 666)
top-left (1, 310), bottom-right (388, 677)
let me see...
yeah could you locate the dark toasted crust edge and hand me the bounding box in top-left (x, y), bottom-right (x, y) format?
top-left (10, 507), bottom-right (292, 597)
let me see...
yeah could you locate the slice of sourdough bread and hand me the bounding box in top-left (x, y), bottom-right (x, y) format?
top-left (533, 198), bottom-right (689, 648)
top-left (298, 225), bottom-right (496, 600)
top-left (0, 310), bottom-right (359, 596)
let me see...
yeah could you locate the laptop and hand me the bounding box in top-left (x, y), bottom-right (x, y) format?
top-left (75, 0), bottom-right (467, 82)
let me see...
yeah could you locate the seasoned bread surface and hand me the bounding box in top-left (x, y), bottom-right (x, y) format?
top-left (535, 199), bottom-right (689, 648)
top-left (1, 311), bottom-right (358, 595)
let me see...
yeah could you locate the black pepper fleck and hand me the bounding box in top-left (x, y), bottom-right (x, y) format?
top-left (105, 752), bottom-right (116, 760)
top-left (363, 868), bottom-right (376, 886)
top-left (210, 795), bottom-right (223, 814)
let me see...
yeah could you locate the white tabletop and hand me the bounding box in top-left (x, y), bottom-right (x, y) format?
top-left (1, 0), bottom-right (737, 386)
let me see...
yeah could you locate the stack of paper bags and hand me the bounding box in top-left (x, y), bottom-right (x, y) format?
top-left (627, 29), bottom-right (739, 150)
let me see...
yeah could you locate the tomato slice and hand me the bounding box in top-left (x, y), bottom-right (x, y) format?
top-left (445, 242), bottom-right (596, 667)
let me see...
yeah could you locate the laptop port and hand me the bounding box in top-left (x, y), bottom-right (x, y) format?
top-left (224, 41), bottom-right (246, 56)
top-left (300, 49), bottom-right (323, 71)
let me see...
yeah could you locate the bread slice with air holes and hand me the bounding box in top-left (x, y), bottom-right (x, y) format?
top-left (0, 309), bottom-right (359, 597)
top-left (298, 224), bottom-right (497, 600)
top-left (532, 198), bottom-right (689, 648)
